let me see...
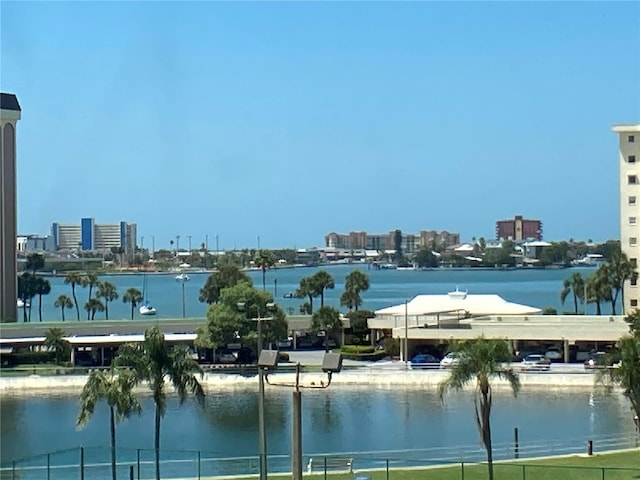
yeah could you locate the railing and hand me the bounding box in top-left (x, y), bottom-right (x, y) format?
top-left (1, 433), bottom-right (638, 480)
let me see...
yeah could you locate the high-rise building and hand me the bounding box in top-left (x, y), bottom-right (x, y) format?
top-left (324, 229), bottom-right (460, 253)
top-left (613, 124), bottom-right (640, 314)
top-left (495, 215), bottom-right (543, 241)
top-left (0, 93), bottom-right (21, 322)
top-left (52, 218), bottom-right (137, 254)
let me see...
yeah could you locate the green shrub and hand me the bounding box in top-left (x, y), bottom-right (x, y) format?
top-left (341, 345), bottom-right (375, 354)
top-left (382, 337), bottom-right (400, 357)
top-left (1, 351), bottom-right (57, 366)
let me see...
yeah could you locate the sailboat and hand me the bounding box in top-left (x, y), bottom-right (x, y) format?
top-left (139, 274), bottom-right (157, 316)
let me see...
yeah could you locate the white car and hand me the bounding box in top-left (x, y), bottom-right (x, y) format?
top-left (545, 347), bottom-right (563, 361)
top-left (440, 352), bottom-right (460, 368)
top-left (520, 354), bottom-right (551, 371)
top-left (216, 350), bottom-right (237, 364)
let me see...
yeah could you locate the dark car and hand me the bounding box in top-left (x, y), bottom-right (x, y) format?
top-left (410, 353), bottom-right (440, 368)
top-left (584, 352), bottom-right (611, 369)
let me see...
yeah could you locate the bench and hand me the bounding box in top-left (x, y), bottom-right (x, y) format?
top-left (306, 456), bottom-right (353, 474)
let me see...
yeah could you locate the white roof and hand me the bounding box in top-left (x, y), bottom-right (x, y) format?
top-left (523, 241), bottom-right (552, 247)
top-left (375, 291), bottom-right (542, 317)
top-left (0, 333), bottom-right (197, 346)
top-left (454, 244), bottom-right (474, 252)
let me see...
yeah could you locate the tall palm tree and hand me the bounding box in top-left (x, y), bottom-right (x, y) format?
top-left (608, 250), bottom-right (634, 315)
top-left (44, 327), bottom-right (70, 364)
top-left (294, 277), bottom-right (316, 314)
top-left (77, 368), bottom-right (142, 480)
top-left (85, 298), bottom-right (105, 320)
top-left (122, 288), bottom-right (143, 320)
top-left (17, 273), bottom-right (37, 323)
top-left (311, 270), bottom-right (335, 308)
top-left (34, 277), bottom-right (51, 322)
top-left (115, 327), bottom-right (205, 480)
top-left (560, 271), bottom-right (585, 314)
top-left (96, 281), bottom-right (119, 320)
top-left (438, 337), bottom-right (520, 480)
top-left (64, 272), bottom-right (84, 321)
top-left (54, 294), bottom-right (74, 321)
top-left (26, 252), bottom-right (45, 274)
top-left (587, 266), bottom-right (613, 316)
top-left (340, 270), bottom-right (370, 311)
top-left (254, 250), bottom-right (276, 291)
top-left (83, 273), bottom-right (100, 319)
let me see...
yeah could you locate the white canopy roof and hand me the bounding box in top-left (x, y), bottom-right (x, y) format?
top-left (375, 291), bottom-right (542, 317)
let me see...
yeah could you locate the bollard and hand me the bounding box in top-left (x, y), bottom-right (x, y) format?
top-left (47, 453), bottom-right (51, 480)
top-left (198, 451), bottom-right (201, 480)
top-left (137, 449), bottom-right (140, 480)
top-left (386, 459), bottom-right (389, 480)
top-left (12, 460), bottom-right (15, 480)
top-left (514, 427), bottom-right (519, 459)
top-left (130, 465), bottom-right (134, 480)
top-left (461, 462), bottom-right (465, 480)
top-left (587, 440), bottom-right (593, 456)
top-left (80, 446), bottom-right (85, 480)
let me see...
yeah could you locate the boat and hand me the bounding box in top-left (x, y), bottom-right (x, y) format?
top-left (17, 299), bottom-right (30, 308)
top-left (139, 274), bottom-right (157, 316)
top-left (139, 302), bottom-right (157, 316)
top-left (175, 273), bottom-right (190, 282)
top-left (571, 254), bottom-right (604, 267)
top-left (283, 292), bottom-right (294, 298)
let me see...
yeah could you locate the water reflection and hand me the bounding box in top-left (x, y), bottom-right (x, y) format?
top-left (1, 385), bottom-right (636, 464)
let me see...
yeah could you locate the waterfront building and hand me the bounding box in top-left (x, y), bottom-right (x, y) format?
top-left (613, 123), bottom-right (640, 314)
top-left (51, 218), bottom-right (137, 254)
top-left (16, 234), bottom-right (56, 253)
top-left (495, 215), bottom-right (543, 241)
top-left (325, 229), bottom-right (460, 253)
top-left (0, 93), bottom-right (21, 322)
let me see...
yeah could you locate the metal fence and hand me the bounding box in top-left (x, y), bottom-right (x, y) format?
top-left (1, 433), bottom-right (638, 480)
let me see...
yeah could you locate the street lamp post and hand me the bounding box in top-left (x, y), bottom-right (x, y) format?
top-left (239, 302), bottom-right (276, 480)
top-left (263, 352), bottom-right (343, 480)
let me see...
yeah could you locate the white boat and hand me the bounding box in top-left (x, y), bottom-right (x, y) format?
top-left (571, 254), bottom-right (604, 267)
top-left (139, 302), bottom-right (157, 316)
top-left (175, 273), bottom-right (190, 282)
top-left (17, 299), bottom-right (30, 308)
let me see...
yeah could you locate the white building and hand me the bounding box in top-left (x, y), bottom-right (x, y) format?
top-left (613, 124), bottom-right (640, 314)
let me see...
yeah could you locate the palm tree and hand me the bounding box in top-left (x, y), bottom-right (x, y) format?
top-left (311, 270), bottom-right (335, 308)
top-left (340, 270), bottom-right (370, 311)
top-left (33, 277), bottom-right (51, 322)
top-left (560, 271), bottom-right (585, 314)
top-left (587, 266), bottom-right (613, 316)
top-left (438, 337), bottom-right (520, 480)
top-left (17, 273), bottom-right (37, 322)
top-left (54, 294), bottom-right (74, 321)
top-left (83, 273), bottom-right (100, 319)
top-left (115, 327), bottom-right (205, 480)
top-left (608, 250), bottom-right (634, 315)
top-left (85, 298), bottom-right (105, 320)
top-left (26, 252), bottom-right (45, 274)
top-left (77, 368), bottom-right (142, 480)
top-left (294, 277), bottom-right (317, 314)
top-left (64, 272), bottom-right (84, 321)
top-left (311, 306), bottom-right (343, 351)
top-left (96, 281), bottom-right (119, 320)
top-left (254, 250), bottom-right (276, 291)
top-left (123, 288), bottom-right (143, 320)
top-left (44, 327), bottom-right (70, 364)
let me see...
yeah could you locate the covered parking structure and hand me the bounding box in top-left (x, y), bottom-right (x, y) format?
top-left (369, 291), bottom-right (629, 362)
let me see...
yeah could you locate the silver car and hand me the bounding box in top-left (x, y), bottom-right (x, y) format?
top-left (520, 354), bottom-right (551, 371)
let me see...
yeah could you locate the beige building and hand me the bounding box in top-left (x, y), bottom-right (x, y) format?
top-left (613, 124), bottom-right (640, 314)
top-left (1, 93), bottom-right (21, 322)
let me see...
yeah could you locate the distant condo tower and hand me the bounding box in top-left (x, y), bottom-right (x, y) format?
top-left (613, 123), bottom-right (640, 315)
top-left (0, 93), bottom-right (21, 322)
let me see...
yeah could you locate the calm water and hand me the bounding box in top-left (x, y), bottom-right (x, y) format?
top-left (25, 265), bottom-right (608, 322)
top-left (0, 384), bottom-right (635, 465)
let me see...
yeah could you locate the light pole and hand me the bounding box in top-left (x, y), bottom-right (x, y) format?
top-left (151, 236), bottom-right (155, 260)
top-left (263, 352), bottom-right (343, 480)
top-left (188, 235), bottom-right (192, 252)
top-left (404, 299), bottom-right (409, 367)
top-left (238, 301), bottom-right (276, 480)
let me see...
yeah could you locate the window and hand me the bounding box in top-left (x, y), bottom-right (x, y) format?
top-left (629, 175), bottom-right (638, 185)
top-left (631, 217), bottom-right (638, 225)
top-left (630, 155), bottom-right (637, 164)
top-left (632, 276), bottom-right (638, 286)
top-left (630, 237), bottom-right (638, 246)
top-left (632, 258), bottom-right (638, 268)
top-left (630, 135), bottom-right (636, 143)
top-left (630, 196), bottom-right (637, 205)
top-left (632, 299), bottom-right (638, 307)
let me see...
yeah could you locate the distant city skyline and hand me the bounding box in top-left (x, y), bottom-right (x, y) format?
top-left (2, 2), bottom-right (639, 248)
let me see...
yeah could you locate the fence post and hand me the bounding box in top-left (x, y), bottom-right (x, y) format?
top-left (324, 456), bottom-right (327, 480)
top-left (12, 460), bottom-right (15, 480)
top-left (198, 450), bottom-right (201, 480)
top-left (461, 462), bottom-right (464, 480)
top-left (514, 427), bottom-right (519, 459)
top-left (80, 446), bottom-right (85, 480)
top-left (601, 467), bottom-right (605, 480)
top-left (129, 465), bottom-right (134, 480)
top-left (386, 459), bottom-right (389, 480)
top-left (137, 449), bottom-right (140, 480)
top-left (587, 440), bottom-right (593, 456)
top-left (47, 453), bottom-right (51, 480)
top-left (522, 464), bottom-right (526, 480)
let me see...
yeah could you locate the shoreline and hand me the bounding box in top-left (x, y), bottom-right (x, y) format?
top-left (0, 368), bottom-right (609, 393)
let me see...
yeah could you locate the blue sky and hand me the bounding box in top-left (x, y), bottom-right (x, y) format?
top-left (2, 1), bottom-right (639, 249)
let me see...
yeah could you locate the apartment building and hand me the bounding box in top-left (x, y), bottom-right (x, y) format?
top-left (496, 215), bottom-right (543, 241)
top-left (325, 230), bottom-right (460, 253)
top-left (613, 124), bottom-right (640, 314)
top-left (0, 92), bottom-right (21, 322)
top-left (52, 218), bottom-right (137, 254)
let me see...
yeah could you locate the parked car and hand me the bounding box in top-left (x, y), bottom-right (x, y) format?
top-left (216, 349), bottom-right (237, 364)
top-left (439, 352), bottom-right (460, 368)
top-left (584, 352), bottom-right (609, 369)
top-left (410, 353), bottom-right (440, 368)
top-left (520, 354), bottom-right (551, 371)
top-left (545, 346), bottom-right (563, 362)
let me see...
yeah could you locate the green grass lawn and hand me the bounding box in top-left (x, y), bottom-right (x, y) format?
top-left (223, 449), bottom-right (640, 480)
